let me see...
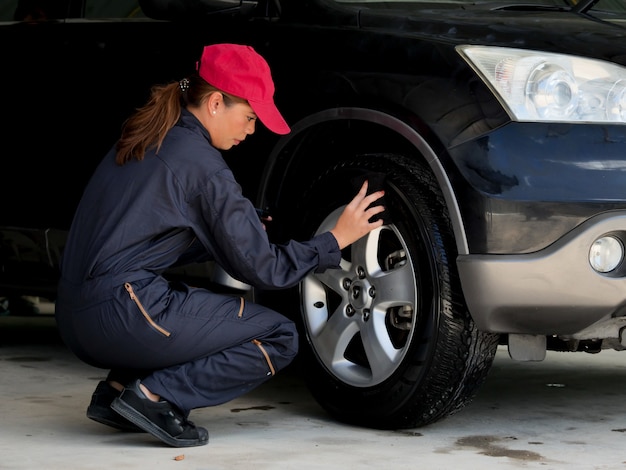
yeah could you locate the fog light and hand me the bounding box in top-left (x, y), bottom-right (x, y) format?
top-left (589, 236), bottom-right (624, 273)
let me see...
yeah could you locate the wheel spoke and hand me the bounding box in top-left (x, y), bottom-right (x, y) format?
top-left (374, 264), bottom-right (416, 307)
top-left (314, 305), bottom-right (360, 366)
top-left (351, 228), bottom-right (384, 276)
top-left (315, 264), bottom-right (349, 295)
top-left (359, 309), bottom-right (402, 381)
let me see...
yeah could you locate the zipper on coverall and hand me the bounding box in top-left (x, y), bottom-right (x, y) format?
top-left (237, 297), bottom-right (275, 376)
top-left (124, 282), bottom-right (171, 337)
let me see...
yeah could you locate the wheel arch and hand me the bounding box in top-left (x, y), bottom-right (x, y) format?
top-left (256, 107), bottom-right (469, 255)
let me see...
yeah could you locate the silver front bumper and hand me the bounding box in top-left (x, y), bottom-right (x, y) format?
top-left (457, 211), bottom-right (626, 335)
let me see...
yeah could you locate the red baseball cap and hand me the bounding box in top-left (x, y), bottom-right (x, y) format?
top-left (196, 43), bottom-right (290, 135)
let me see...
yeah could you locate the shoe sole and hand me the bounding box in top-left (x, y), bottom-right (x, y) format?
top-left (111, 397), bottom-right (208, 447)
top-left (87, 407), bottom-right (145, 433)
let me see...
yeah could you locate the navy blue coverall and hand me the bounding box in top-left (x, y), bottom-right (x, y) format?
top-left (55, 109), bottom-right (341, 415)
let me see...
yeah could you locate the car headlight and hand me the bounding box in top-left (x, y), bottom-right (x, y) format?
top-left (457, 45), bottom-right (626, 124)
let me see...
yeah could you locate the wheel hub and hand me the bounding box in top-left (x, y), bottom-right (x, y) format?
top-left (349, 278), bottom-right (373, 311)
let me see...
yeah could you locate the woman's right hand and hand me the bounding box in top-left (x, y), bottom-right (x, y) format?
top-left (329, 180), bottom-right (385, 250)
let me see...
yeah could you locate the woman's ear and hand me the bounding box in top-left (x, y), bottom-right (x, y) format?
top-left (207, 92), bottom-right (223, 116)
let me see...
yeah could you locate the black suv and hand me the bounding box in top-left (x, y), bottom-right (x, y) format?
top-left (2, 0), bottom-right (626, 430)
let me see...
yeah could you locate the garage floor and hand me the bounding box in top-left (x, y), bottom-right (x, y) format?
top-left (2, 313), bottom-right (626, 470)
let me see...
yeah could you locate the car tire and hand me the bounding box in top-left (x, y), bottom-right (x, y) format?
top-left (296, 153), bottom-right (500, 429)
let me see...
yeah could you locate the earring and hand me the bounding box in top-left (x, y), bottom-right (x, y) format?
top-left (212, 110), bottom-right (216, 115)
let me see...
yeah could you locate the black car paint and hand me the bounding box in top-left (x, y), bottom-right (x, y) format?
top-left (1, 0), bottom-right (625, 297)
top-left (253, 10), bottom-right (626, 254)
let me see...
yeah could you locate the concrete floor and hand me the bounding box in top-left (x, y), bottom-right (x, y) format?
top-left (2, 314), bottom-right (626, 470)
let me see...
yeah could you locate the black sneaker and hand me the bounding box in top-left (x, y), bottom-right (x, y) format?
top-left (86, 381), bottom-right (144, 432)
top-left (110, 379), bottom-right (209, 447)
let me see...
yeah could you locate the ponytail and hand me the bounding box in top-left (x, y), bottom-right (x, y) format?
top-left (115, 74), bottom-right (246, 165)
top-left (115, 82), bottom-right (182, 164)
